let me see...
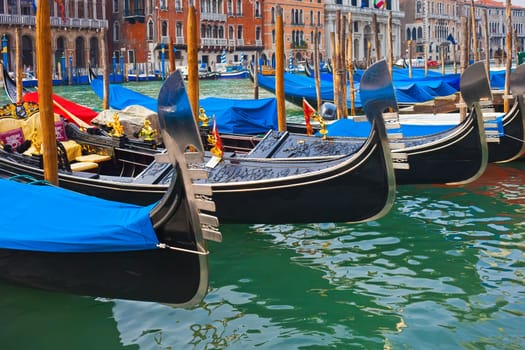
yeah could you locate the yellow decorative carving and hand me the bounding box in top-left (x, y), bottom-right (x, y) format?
top-left (198, 107), bottom-right (209, 127)
top-left (137, 119), bottom-right (157, 141)
top-left (107, 113), bottom-right (124, 137)
top-left (312, 113), bottom-right (328, 140)
top-left (31, 128), bottom-right (41, 154)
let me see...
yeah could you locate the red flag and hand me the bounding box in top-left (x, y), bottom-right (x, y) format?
top-left (210, 119), bottom-right (224, 158)
top-left (302, 98), bottom-right (315, 136)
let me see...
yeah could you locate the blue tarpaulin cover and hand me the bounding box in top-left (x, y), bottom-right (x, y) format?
top-left (200, 97), bottom-right (278, 134)
top-left (91, 78), bottom-right (159, 112)
top-left (323, 115), bottom-right (504, 138)
top-left (91, 78), bottom-right (277, 134)
top-left (0, 179), bottom-right (159, 253)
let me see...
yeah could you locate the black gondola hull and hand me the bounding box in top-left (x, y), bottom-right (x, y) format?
top-left (0, 248), bottom-right (203, 304)
top-left (487, 99), bottom-right (525, 163)
top-left (210, 140), bottom-right (392, 224)
top-left (394, 110), bottom-right (487, 185)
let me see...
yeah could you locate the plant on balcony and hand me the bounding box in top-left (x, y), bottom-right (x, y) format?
top-left (291, 40), bottom-right (307, 49)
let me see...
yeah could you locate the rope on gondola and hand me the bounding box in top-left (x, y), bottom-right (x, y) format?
top-left (502, 134), bottom-right (525, 143)
top-left (156, 243), bottom-right (209, 256)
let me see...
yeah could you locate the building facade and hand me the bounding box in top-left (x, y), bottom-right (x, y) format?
top-left (399, 0), bottom-right (525, 63)
top-left (112, 0), bottom-right (265, 74)
top-left (324, 0), bottom-right (404, 67)
top-left (0, 0), bottom-right (108, 78)
top-left (260, 0), bottom-right (325, 67)
top-left (3, 0), bottom-right (525, 80)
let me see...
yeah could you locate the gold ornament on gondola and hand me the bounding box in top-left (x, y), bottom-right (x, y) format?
top-left (137, 119), bottom-right (157, 141)
top-left (312, 113), bottom-right (328, 140)
top-left (107, 113), bottom-right (124, 137)
top-left (198, 107), bottom-right (209, 127)
top-left (31, 128), bottom-right (41, 154)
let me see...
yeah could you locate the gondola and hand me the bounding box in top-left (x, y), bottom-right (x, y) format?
top-left (301, 63), bottom-right (525, 166)
top-left (3, 65), bottom-right (98, 126)
top-left (487, 63), bottom-right (525, 162)
top-left (240, 62), bottom-right (492, 185)
top-left (1, 62), bottom-right (397, 224)
top-left (0, 72), bottom-right (221, 304)
top-left (2, 64), bottom-right (23, 103)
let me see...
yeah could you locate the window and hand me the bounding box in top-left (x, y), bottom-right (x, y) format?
top-left (256, 26), bottom-right (261, 41)
top-left (255, 1), bottom-right (260, 17)
top-left (113, 0), bottom-right (119, 13)
top-left (113, 22), bottom-right (120, 41)
top-left (236, 0), bottom-right (242, 15)
top-left (237, 26), bottom-right (243, 40)
top-left (161, 21), bottom-right (168, 37)
top-left (176, 22), bottom-right (183, 37)
top-left (147, 19), bottom-right (154, 41)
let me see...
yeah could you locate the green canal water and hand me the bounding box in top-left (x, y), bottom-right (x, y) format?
top-left (0, 79), bottom-right (524, 349)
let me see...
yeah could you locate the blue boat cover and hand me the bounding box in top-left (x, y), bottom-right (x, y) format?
top-left (91, 78), bottom-right (278, 135)
top-left (298, 66), bottom-right (509, 106)
top-left (91, 78), bottom-right (159, 112)
top-left (200, 97), bottom-right (278, 134)
top-left (0, 179), bottom-right (159, 253)
top-left (324, 115), bottom-right (504, 138)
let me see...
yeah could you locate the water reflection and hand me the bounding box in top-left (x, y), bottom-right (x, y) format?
top-left (107, 162), bottom-right (525, 349)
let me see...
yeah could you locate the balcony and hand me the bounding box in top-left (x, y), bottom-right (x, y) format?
top-left (0, 14), bottom-right (108, 29)
top-left (201, 12), bottom-right (227, 22)
top-left (201, 38), bottom-right (228, 47)
top-left (324, 1), bottom-right (404, 20)
top-left (291, 41), bottom-right (308, 49)
top-left (124, 8), bottom-right (145, 23)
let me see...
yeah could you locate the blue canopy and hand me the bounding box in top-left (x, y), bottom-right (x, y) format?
top-left (324, 115), bottom-right (504, 138)
top-left (200, 97), bottom-right (278, 134)
top-left (91, 78), bottom-right (277, 134)
top-left (91, 78), bottom-right (158, 112)
top-left (0, 179), bottom-right (159, 253)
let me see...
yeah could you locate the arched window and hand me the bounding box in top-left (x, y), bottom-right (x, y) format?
top-left (147, 19), bottom-right (154, 41)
